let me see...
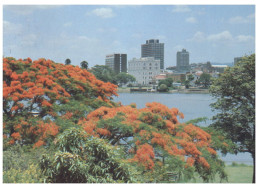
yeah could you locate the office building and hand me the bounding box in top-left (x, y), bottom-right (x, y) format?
top-left (141, 39), bottom-right (164, 69)
top-left (105, 53), bottom-right (127, 74)
top-left (176, 49), bottom-right (190, 72)
top-left (128, 57), bottom-right (161, 85)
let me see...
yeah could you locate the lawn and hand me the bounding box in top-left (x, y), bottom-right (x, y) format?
top-left (184, 164), bottom-right (253, 183)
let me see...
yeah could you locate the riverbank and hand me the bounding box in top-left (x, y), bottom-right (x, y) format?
top-left (171, 89), bottom-right (209, 94)
top-left (117, 87), bottom-right (209, 94)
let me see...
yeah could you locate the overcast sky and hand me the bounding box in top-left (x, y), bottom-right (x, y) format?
top-left (3, 5), bottom-right (255, 68)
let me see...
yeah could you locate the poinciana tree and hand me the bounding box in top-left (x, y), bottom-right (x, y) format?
top-left (3, 57), bottom-right (118, 148)
top-left (78, 102), bottom-right (232, 182)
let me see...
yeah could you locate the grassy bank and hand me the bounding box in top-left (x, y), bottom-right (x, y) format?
top-left (183, 164), bottom-right (253, 183)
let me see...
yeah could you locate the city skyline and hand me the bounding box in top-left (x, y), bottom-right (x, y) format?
top-left (3, 5), bottom-right (255, 68)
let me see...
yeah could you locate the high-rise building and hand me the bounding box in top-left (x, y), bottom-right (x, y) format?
top-left (141, 39), bottom-right (164, 70)
top-left (105, 53), bottom-right (127, 74)
top-left (176, 49), bottom-right (189, 72)
top-left (128, 57), bottom-right (161, 85)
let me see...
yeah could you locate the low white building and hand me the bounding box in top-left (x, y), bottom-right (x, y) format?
top-left (128, 57), bottom-right (161, 85)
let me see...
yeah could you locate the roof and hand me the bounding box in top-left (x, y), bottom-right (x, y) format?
top-left (155, 74), bottom-right (167, 80)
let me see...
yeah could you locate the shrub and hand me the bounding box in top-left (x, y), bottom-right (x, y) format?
top-left (158, 84), bottom-right (168, 92)
top-left (3, 164), bottom-right (44, 183)
top-left (40, 128), bottom-right (136, 183)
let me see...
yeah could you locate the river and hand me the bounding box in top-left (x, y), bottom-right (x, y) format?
top-left (113, 92), bottom-right (253, 165)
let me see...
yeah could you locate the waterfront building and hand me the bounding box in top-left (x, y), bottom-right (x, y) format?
top-left (128, 57), bottom-right (161, 85)
top-left (176, 49), bottom-right (190, 72)
top-left (141, 39), bottom-right (164, 70)
top-left (166, 72), bottom-right (186, 83)
top-left (153, 74), bottom-right (167, 85)
top-left (105, 53), bottom-right (127, 74)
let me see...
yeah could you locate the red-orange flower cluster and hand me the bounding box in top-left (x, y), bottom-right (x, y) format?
top-left (132, 144), bottom-right (155, 169)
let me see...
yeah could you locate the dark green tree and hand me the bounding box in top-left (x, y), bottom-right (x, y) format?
top-left (90, 65), bottom-right (117, 84)
top-left (158, 78), bottom-right (173, 88)
top-left (65, 58), bottom-right (71, 65)
top-left (157, 84), bottom-right (168, 92)
top-left (198, 73), bottom-right (211, 88)
top-left (210, 54), bottom-right (255, 183)
top-left (116, 72), bottom-right (136, 86)
top-left (184, 74), bottom-right (194, 89)
top-left (80, 61), bottom-right (88, 69)
top-left (184, 80), bottom-right (190, 89)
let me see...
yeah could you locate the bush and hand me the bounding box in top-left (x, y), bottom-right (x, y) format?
top-left (40, 128), bottom-right (136, 183)
top-left (3, 144), bottom-right (53, 183)
top-left (3, 164), bottom-right (44, 183)
top-left (158, 84), bottom-right (169, 92)
top-left (3, 144), bottom-right (51, 171)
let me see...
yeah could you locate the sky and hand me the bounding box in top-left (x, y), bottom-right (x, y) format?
top-left (3, 5), bottom-right (255, 68)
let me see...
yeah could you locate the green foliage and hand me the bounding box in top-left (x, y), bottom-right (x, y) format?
top-left (210, 54), bottom-right (255, 182)
top-left (90, 65), bottom-right (117, 84)
top-left (198, 73), bottom-right (211, 88)
top-left (184, 80), bottom-right (191, 89)
top-left (80, 61), bottom-right (88, 69)
top-left (65, 58), bottom-right (71, 65)
top-left (53, 99), bottom-right (100, 130)
top-left (186, 118), bottom-right (237, 159)
top-left (90, 65), bottom-right (136, 86)
top-left (115, 72), bottom-right (136, 86)
top-left (185, 117), bottom-right (208, 126)
top-left (210, 54), bottom-right (255, 155)
top-left (196, 148), bottom-right (228, 183)
top-left (40, 128), bottom-right (135, 183)
top-left (3, 145), bottom-right (50, 183)
top-left (3, 164), bottom-right (44, 183)
top-left (158, 78), bottom-right (173, 88)
top-left (184, 74), bottom-right (195, 89)
top-left (3, 144), bottom-right (52, 171)
top-left (187, 74), bottom-right (194, 81)
top-left (202, 127), bottom-right (238, 155)
top-left (157, 83), bottom-right (168, 92)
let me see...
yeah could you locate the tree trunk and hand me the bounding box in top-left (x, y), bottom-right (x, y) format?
top-left (252, 152), bottom-right (255, 183)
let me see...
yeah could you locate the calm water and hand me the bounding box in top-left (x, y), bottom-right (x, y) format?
top-left (113, 92), bottom-right (253, 165)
